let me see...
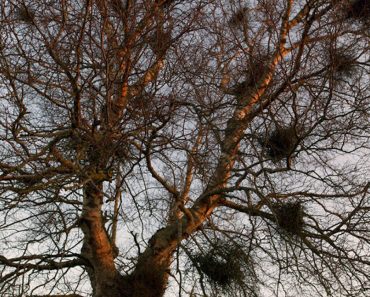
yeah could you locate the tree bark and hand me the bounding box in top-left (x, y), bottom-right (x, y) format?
top-left (80, 179), bottom-right (173, 296)
top-left (80, 181), bottom-right (123, 297)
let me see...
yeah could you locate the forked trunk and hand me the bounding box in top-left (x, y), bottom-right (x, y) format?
top-left (121, 257), bottom-right (171, 297)
top-left (81, 179), bottom-right (172, 297)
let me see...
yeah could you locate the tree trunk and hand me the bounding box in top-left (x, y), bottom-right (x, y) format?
top-left (79, 178), bottom-right (170, 297)
top-left (80, 180), bottom-right (123, 297)
top-left (121, 256), bottom-right (171, 297)
top-left (79, 113), bottom-right (246, 297)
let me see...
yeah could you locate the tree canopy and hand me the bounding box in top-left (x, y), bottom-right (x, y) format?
top-left (0, 1), bottom-right (369, 297)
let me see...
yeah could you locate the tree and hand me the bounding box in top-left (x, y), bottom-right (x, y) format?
top-left (0, 0), bottom-right (369, 296)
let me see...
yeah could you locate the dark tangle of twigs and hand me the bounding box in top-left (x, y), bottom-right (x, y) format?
top-left (271, 201), bottom-right (305, 236)
top-left (328, 49), bottom-right (360, 81)
top-left (258, 125), bottom-right (299, 162)
top-left (194, 242), bottom-right (248, 289)
top-left (16, 5), bottom-right (35, 24)
top-left (346, 0), bottom-right (370, 20)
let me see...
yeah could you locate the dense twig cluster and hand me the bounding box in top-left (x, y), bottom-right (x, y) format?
top-left (194, 243), bottom-right (247, 288)
top-left (16, 5), bottom-right (35, 24)
top-left (227, 57), bottom-right (268, 99)
top-left (259, 125), bottom-right (299, 162)
top-left (148, 31), bottom-right (172, 56)
top-left (245, 57), bottom-right (269, 90)
top-left (271, 201), bottom-right (305, 235)
top-left (346, 0), bottom-right (370, 20)
top-left (328, 49), bottom-right (359, 80)
top-left (229, 7), bottom-right (249, 27)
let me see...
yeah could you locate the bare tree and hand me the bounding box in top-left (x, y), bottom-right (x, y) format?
top-left (0, 1), bottom-right (369, 297)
